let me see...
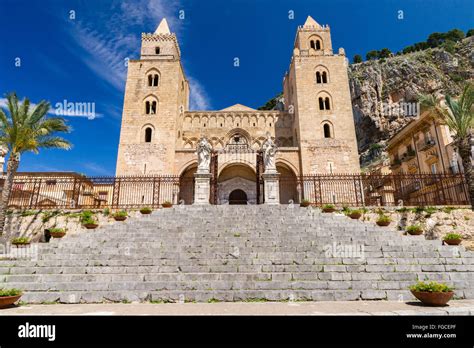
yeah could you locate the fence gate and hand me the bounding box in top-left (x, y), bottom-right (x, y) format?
top-left (210, 151), bottom-right (219, 204)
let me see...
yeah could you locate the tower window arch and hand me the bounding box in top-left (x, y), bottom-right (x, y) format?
top-left (322, 71), bottom-right (328, 83)
top-left (145, 100), bottom-right (157, 114)
top-left (323, 123), bottom-right (333, 138)
top-left (316, 40), bottom-right (321, 50)
top-left (316, 71), bottom-right (322, 84)
top-left (316, 68), bottom-right (329, 84)
top-left (310, 40), bottom-right (316, 50)
top-left (318, 96), bottom-right (331, 111)
top-left (148, 74), bottom-right (159, 87)
top-left (144, 127), bottom-right (153, 143)
top-left (155, 47), bottom-right (160, 54)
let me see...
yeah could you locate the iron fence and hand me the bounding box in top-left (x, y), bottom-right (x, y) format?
top-left (0, 172), bottom-right (470, 209)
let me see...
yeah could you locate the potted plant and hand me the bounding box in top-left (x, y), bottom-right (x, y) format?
top-left (10, 237), bottom-right (31, 247)
top-left (113, 210), bottom-right (128, 221)
top-left (322, 204), bottom-right (336, 213)
top-left (348, 209), bottom-right (362, 219)
top-left (49, 227), bottom-right (66, 238)
top-left (0, 288), bottom-right (23, 309)
top-left (443, 233), bottom-right (462, 246)
top-left (409, 281), bottom-right (454, 306)
top-left (406, 224), bottom-right (423, 235)
top-left (300, 199), bottom-right (311, 207)
top-left (376, 214), bottom-right (391, 226)
top-left (162, 201), bottom-right (173, 208)
top-left (81, 210), bottom-right (98, 229)
top-left (140, 207), bottom-right (153, 215)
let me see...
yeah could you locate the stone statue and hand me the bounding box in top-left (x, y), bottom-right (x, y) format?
top-left (196, 137), bottom-right (212, 173)
top-left (262, 133), bottom-right (277, 173)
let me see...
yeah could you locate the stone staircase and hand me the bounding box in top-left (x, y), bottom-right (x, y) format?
top-left (1, 205), bottom-right (474, 303)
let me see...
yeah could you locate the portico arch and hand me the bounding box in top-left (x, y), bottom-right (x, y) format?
top-left (277, 162), bottom-right (299, 204)
top-left (217, 163), bottom-right (256, 204)
top-left (179, 163), bottom-right (196, 204)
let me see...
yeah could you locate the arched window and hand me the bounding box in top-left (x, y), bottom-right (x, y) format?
top-left (144, 127), bottom-right (153, 143)
top-left (316, 71), bottom-right (322, 84)
top-left (155, 47), bottom-right (160, 54)
top-left (148, 74), bottom-right (159, 87)
top-left (325, 97), bottom-right (330, 110)
top-left (145, 100), bottom-right (157, 114)
top-left (310, 40), bottom-right (316, 50)
top-left (316, 40), bottom-right (321, 50)
top-left (318, 96), bottom-right (331, 111)
top-left (322, 71), bottom-right (328, 83)
top-left (323, 123), bottom-right (332, 138)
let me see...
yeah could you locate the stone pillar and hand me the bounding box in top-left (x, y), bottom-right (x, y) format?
top-left (262, 172), bottom-right (280, 205)
top-left (194, 172), bottom-right (212, 205)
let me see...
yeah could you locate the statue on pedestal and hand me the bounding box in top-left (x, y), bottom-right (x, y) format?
top-left (262, 133), bottom-right (277, 173)
top-left (196, 137), bottom-right (212, 173)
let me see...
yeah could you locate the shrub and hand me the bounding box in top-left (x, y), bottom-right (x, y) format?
top-left (11, 237), bottom-right (30, 245)
top-left (80, 210), bottom-right (97, 225)
top-left (443, 233), bottom-right (462, 241)
top-left (49, 228), bottom-right (65, 234)
top-left (322, 204), bottom-right (335, 209)
top-left (0, 288), bottom-right (23, 297)
top-left (140, 207), bottom-right (152, 214)
top-left (409, 281), bottom-right (453, 293)
top-left (113, 210), bottom-right (128, 218)
top-left (376, 215), bottom-right (391, 223)
top-left (406, 225), bottom-right (422, 233)
top-left (102, 208), bottom-right (110, 216)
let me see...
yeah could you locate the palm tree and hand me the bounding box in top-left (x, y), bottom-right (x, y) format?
top-left (419, 84), bottom-right (474, 209)
top-left (0, 93), bottom-right (72, 234)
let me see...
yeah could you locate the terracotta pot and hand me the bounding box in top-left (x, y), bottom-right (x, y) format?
top-left (114, 216), bottom-right (127, 221)
top-left (140, 210), bottom-right (152, 215)
top-left (444, 239), bottom-right (462, 245)
top-left (162, 203), bottom-right (172, 208)
top-left (376, 220), bottom-right (390, 226)
top-left (0, 295), bottom-right (22, 308)
top-left (12, 243), bottom-right (30, 248)
top-left (322, 208), bottom-right (335, 213)
top-left (50, 231), bottom-right (66, 238)
top-left (411, 291), bottom-right (454, 306)
top-left (349, 213), bottom-right (361, 219)
top-left (300, 202), bottom-right (310, 207)
top-left (408, 229), bottom-right (423, 235)
top-left (83, 223), bottom-right (98, 229)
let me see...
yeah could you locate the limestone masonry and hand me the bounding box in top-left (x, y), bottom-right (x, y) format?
top-left (115, 16), bottom-right (360, 203)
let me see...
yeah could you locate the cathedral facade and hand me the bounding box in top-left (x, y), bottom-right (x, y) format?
top-left (116, 16), bottom-right (360, 204)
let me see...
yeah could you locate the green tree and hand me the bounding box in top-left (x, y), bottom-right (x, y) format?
top-left (0, 93), bottom-right (72, 234)
top-left (378, 48), bottom-right (392, 58)
top-left (366, 50), bottom-right (379, 60)
top-left (419, 84), bottom-right (474, 209)
top-left (467, 29), bottom-right (474, 37)
top-left (445, 28), bottom-right (465, 42)
top-left (353, 54), bottom-right (363, 63)
top-left (427, 32), bottom-right (446, 47)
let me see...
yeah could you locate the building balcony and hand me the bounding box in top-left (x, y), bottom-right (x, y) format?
top-left (401, 150), bottom-right (416, 162)
top-left (417, 139), bottom-right (436, 151)
top-left (390, 159), bottom-right (402, 170)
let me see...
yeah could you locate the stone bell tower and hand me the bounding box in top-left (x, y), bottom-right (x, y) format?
top-left (283, 16), bottom-right (360, 174)
top-left (116, 18), bottom-right (190, 175)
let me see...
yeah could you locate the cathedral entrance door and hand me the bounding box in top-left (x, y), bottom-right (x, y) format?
top-left (228, 189), bottom-right (248, 205)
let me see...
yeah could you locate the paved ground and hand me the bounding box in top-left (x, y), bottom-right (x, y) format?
top-left (1, 300), bottom-right (474, 315)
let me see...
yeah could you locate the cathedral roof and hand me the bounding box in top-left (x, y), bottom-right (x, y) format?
top-left (220, 104), bottom-right (256, 111)
top-left (304, 15), bottom-right (322, 29)
top-left (155, 18), bottom-right (171, 34)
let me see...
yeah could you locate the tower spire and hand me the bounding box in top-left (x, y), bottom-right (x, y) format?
top-left (155, 18), bottom-right (171, 34)
top-left (303, 15), bottom-right (322, 28)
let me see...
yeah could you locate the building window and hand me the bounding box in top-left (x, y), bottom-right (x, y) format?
top-left (145, 101), bottom-right (157, 114)
top-left (322, 71), bottom-right (328, 83)
top-left (144, 127), bottom-right (153, 143)
top-left (316, 71), bottom-right (328, 84)
top-left (316, 71), bottom-right (322, 84)
top-left (310, 40), bottom-right (321, 50)
top-left (148, 74), bottom-right (159, 87)
top-left (319, 97), bottom-right (331, 110)
top-left (155, 47), bottom-right (160, 54)
top-left (431, 163), bottom-right (437, 174)
top-left (323, 123), bottom-right (332, 138)
top-left (310, 40), bottom-right (316, 50)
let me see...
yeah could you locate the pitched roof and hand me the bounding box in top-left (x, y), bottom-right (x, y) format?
top-left (304, 15), bottom-right (322, 28)
top-left (155, 18), bottom-right (171, 34)
top-left (220, 104), bottom-right (256, 111)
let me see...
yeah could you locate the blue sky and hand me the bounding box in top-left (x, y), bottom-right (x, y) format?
top-left (0, 0), bottom-right (472, 176)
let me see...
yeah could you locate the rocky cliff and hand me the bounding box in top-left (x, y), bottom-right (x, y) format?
top-left (350, 37), bottom-right (474, 156)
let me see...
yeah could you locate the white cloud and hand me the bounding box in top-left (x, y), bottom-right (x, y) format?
top-left (65, 0), bottom-right (212, 110)
top-left (82, 162), bottom-right (112, 176)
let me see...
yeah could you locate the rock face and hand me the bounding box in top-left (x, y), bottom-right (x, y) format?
top-left (349, 37), bottom-right (474, 152)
